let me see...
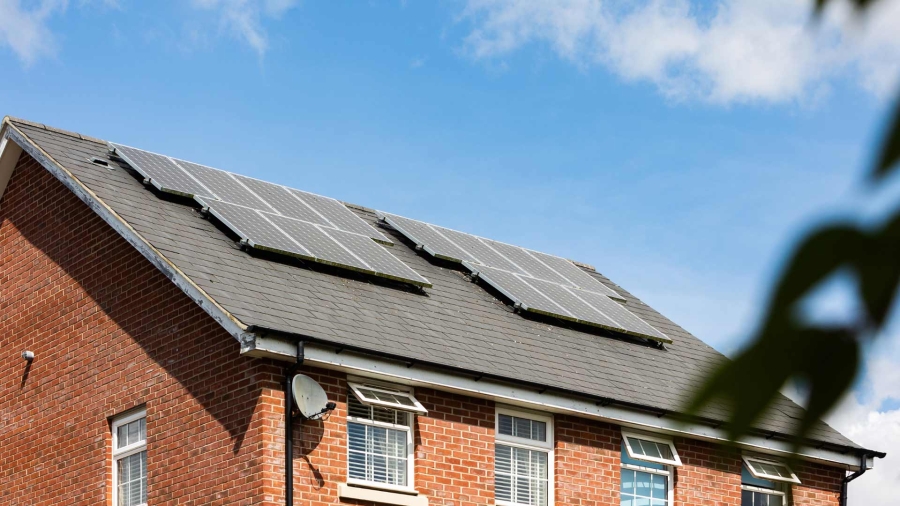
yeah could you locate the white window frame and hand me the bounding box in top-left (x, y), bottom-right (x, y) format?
top-left (348, 381), bottom-right (428, 415)
top-left (622, 430), bottom-right (683, 467)
top-left (741, 483), bottom-right (787, 497)
top-left (620, 431), bottom-right (675, 506)
top-left (111, 408), bottom-right (147, 506)
top-left (346, 379), bottom-right (418, 494)
top-left (494, 405), bottom-right (554, 506)
top-left (742, 456), bottom-right (801, 484)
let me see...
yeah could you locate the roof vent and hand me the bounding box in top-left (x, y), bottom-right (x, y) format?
top-left (89, 157), bottom-right (111, 168)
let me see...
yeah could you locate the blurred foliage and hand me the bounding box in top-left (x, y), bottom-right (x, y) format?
top-left (688, 0), bottom-right (900, 451)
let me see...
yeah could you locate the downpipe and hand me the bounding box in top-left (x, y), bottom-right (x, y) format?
top-left (839, 453), bottom-right (869, 506)
top-left (285, 341), bottom-right (304, 506)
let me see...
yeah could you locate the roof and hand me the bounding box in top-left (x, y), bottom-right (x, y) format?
top-left (0, 117), bottom-right (866, 453)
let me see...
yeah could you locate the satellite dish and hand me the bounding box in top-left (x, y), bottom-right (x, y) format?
top-left (292, 374), bottom-right (329, 419)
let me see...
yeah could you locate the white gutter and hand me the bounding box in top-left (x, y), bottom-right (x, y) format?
top-left (255, 334), bottom-right (872, 471)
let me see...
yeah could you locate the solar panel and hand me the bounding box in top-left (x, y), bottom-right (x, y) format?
top-left (176, 159), bottom-right (269, 209)
top-left (375, 212), bottom-right (474, 262)
top-left (379, 212), bottom-right (623, 298)
top-left (470, 264), bottom-right (670, 343)
top-left (110, 143), bottom-right (393, 244)
top-left (289, 189), bottom-right (393, 245)
top-left (112, 144), bottom-right (210, 197)
top-left (200, 200), bottom-right (431, 288)
top-left (380, 212), bottom-right (668, 343)
top-left (233, 175), bottom-right (331, 226)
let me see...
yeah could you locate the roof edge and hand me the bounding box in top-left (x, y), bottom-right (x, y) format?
top-left (244, 328), bottom-right (884, 466)
top-left (5, 116), bottom-right (106, 145)
top-left (294, 338), bottom-right (881, 470)
top-left (1, 118), bottom-right (256, 347)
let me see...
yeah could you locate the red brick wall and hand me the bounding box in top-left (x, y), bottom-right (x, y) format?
top-left (414, 387), bottom-right (494, 506)
top-left (555, 415), bottom-right (619, 505)
top-left (0, 151), bottom-right (846, 506)
top-left (674, 438), bottom-right (743, 506)
top-left (792, 462), bottom-right (844, 506)
top-left (0, 153), bottom-right (283, 506)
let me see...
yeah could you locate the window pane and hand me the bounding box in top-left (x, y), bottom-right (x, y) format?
top-left (651, 474), bottom-right (666, 499)
top-left (496, 473), bottom-right (512, 502)
top-left (635, 498), bottom-right (651, 506)
top-left (128, 421), bottom-right (140, 445)
top-left (754, 492), bottom-right (768, 506)
top-left (628, 437), bottom-right (644, 455)
top-left (117, 451), bottom-right (147, 506)
top-left (770, 494), bottom-right (783, 506)
top-left (496, 445), bottom-right (512, 474)
top-left (742, 489), bottom-right (754, 506)
top-left (494, 443), bottom-right (548, 506)
top-left (742, 464), bottom-right (777, 489)
top-left (117, 425), bottom-right (128, 449)
top-left (621, 469), bottom-right (635, 494)
top-left (642, 441), bottom-right (662, 459)
top-left (621, 498), bottom-right (633, 506)
top-left (347, 420), bottom-right (407, 486)
top-left (498, 413), bottom-right (546, 442)
top-left (636, 471), bottom-right (652, 497)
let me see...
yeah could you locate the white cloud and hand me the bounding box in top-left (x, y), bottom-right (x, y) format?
top-left (458, 0), bottom-right (900, 103)
top-left (0, 0), bottom-right (68, 65)
top-left (785, 339), bottom-right (900, 505)
top-left (191, 0), bottom-right (300, 57)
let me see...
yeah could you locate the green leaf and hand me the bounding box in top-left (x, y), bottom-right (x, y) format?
top-left (765, 225), bottom-right (864, 323)
top-left (789, 328), bottom-right (860, 455)
top-left (873, 97), bottom-right (900, 181)
top-left (857, 212), bottom-right (900, 326)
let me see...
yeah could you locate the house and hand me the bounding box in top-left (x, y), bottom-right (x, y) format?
top-left (0, 116), bottom-right (884, 506)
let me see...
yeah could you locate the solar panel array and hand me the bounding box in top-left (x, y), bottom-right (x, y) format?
top-left (111, 143), bottom-right (431, 288)
top-left (110, 143), bottom-right (392, 244)
top-left (378, 212), bottom-right (670, 343)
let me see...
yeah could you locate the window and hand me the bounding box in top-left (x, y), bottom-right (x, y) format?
top-left (741, 464), bottom-right (786, 505)
top-left (741, 457), bottom-right (797, 506)
top-left (742, 456), bottom-right (801, 484)
top-left (620, 431), bottom-right (678, 506)
top-left (347, 381), bottom-right (423, 491)
top-left (112, 409), bottom-right (147, 506)
top-left (349, 382), bottom-right (428, 414)
top-left (495, 407), bottom-right (553, 506)
top-left (622, 430), bottom-right (682, 467)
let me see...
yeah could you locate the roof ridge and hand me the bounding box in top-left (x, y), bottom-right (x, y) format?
top-left (5, 116), bottom-right (106, 145)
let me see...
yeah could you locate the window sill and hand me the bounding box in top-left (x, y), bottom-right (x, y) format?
top-left (339, 483), bottom-right (428, 506)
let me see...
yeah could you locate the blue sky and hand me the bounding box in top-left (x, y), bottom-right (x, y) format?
top-left (2, 0), bottom-right (899, 501)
